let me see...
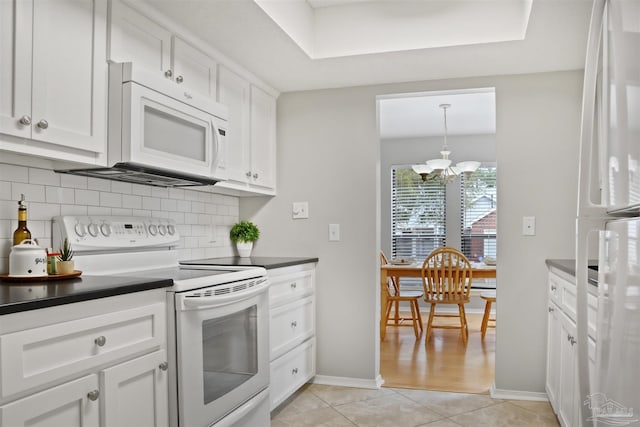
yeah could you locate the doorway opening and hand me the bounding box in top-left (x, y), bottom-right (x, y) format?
top-left (377, 87), bottom-right (497, 394)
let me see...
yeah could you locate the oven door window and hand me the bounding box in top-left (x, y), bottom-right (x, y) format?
top-left (202, 305), bottom-right (258, 404)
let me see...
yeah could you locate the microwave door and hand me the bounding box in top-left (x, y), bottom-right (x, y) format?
top-left (125, 82), bottom-right (214, 179)
top-left (210, 117), bottom-right (228, 181)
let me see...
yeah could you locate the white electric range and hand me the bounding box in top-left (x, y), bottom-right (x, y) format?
top-left (53, 215), bottom-right (271, 427)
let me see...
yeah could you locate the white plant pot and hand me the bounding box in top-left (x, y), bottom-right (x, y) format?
top-left (236, 241), bottom-right (253, 258)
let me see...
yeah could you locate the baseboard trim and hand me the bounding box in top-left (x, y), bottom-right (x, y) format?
top-left (490, 383), bottom-right (549, 401)
top-left (312, 375), bottom-right (384, 389)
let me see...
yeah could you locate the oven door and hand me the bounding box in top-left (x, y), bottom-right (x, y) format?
top-left (175, 280), bottom-right (269, 427)
top-left (121, 81), bottom-right (225, 180)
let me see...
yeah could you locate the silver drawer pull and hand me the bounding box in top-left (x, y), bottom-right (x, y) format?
top-left (290, 283), bottom-right (297, 289)
top-left (87, 390), bottom-right (100, 401)
top-left (570, 337), bottom-right (577, 346)
top-left (253, 173), bottom-right (259, 179)
top-left (159, 362), bottom-right (169, 371)
top-left (548, 307), bottom-right (554, 312)
top-left (291, 321), bottom-right (297, 328)
top-left (37, 119), bottom-right (48, 129)
top-left (176, 75), bottom-right (184, 83)
top-left (94, 336), bottom-right (106, 347)
top-left (246, 171), bottom-right (252, 177)
top-left (550, 285), bottom-right (557, 291)
top-left (165, 69), bottom-right (173, 78)
top-left (18, 115), bottom-right (31, 126)
top-left (291, 368), bottom-right (298, 375)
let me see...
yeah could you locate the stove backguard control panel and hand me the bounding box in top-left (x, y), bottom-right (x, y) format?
top-left (53, 215), bottom-right (180, 251)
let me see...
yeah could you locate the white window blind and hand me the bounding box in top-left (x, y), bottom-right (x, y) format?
top-left (391, 167), bottom-right (446, 260)
top-left (460, 167), bottom-right (497, 262)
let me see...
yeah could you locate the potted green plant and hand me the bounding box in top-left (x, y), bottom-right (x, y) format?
top-left (230, 221), bottom-right (260, 257)
top-left (57, 238), bottom-right (75, 274)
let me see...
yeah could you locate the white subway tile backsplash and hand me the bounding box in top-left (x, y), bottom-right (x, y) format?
top-left (111, 181), bottom-right (132, 194)
top-left (75, 189), bottom-right (100, 206)
top-left (142, 196), bottom-right (161, 211)
top-left (29, 168), bottom-right (60, 186)
top-left (88, 177), bottom-right (111, 192)
top-left (100, 191), bottom-right (122, 208)
top-left (0, 164), bottom-right (28, 183)
top-left (60, 174), bottom-right (87, 189)
top-left (46, 186), bottom-right (75, 204)
top-left (12, 183), bottom-right (46, 202)
top-left (0, 162), bottom-right (238, 272)
top-left (122, 194), bottom-right (142, 209)
top-left (132, 184), bottom-right (152, 196)
top-left (161, 198), bottom-right (177, 211)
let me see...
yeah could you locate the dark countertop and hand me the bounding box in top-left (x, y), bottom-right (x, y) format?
top-left (0, 275), bottom-right (173, 316)
top-left (545, 259), bottom-right (598, 286)
top-left (180, 256), bottom-right (319, 270)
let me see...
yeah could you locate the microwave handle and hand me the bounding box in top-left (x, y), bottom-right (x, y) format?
top-left (210, 119), bottom-right (223, 172)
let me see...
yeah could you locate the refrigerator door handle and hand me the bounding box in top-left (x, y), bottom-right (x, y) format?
top-left (577, 0), bottom-right (607, 219)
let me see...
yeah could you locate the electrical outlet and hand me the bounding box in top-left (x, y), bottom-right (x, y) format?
top-left (329, 224), bottom-right (340, 241)
top-left (292, 202), bottom-right (309, 219)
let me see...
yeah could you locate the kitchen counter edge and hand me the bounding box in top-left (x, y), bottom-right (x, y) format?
top-left (545, 259), bottom-right (598, 286)
top-left (0, 276), bottom-right (173, 316)
top-left (180, 256), bottom-right (319, 270)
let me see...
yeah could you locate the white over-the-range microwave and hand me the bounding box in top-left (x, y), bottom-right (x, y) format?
top-left (57, 62), bottom-right (228, 187)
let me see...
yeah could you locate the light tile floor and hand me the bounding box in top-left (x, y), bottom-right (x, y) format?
top-left (271, 384), bottom-right (560, 427)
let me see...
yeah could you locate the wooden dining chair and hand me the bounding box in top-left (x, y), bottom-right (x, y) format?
top-left (421, 247), bottom-right (473, 343)
top-left (480, 290), bottom-right (496, 338)
top-left (380, 252), bottom-right (424, 339)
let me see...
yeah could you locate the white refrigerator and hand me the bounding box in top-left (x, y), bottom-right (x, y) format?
top-left (577, 0), bottom-right (640, 426)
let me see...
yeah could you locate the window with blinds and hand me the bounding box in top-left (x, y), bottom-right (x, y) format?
top-left (460, 167), bottom-right (497, 262)
top-left (391, 167), bottom-right (446, 260)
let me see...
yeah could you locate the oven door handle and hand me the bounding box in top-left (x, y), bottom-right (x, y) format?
top-left (179, 279), bottom-right (269, 310)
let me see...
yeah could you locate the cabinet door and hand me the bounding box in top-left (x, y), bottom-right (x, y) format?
top-left (217, 65), bottom-right (251, 183)
top-left (249, 85), bottom-right (276, 191)
top-left (101, 350), bottom-right (169, 427)
top-left (0, 0), bottom-right (31, 139)
top-left (0, 375), bottom-right (99, 427)
top-left (31, 0), bottom-right (107, 152)
top-left (109, 0), bottom-right (171, 75)
top-left (545, 302), bottom-right (561, 412)
top-left (558, 311), bottom-right (578, 427)
top-left (172, 36), bottom-right (217, 99)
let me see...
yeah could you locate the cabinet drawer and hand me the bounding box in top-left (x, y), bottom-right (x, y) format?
top-left (270, 338), bottom-right (315, 410)
top-left (549, 274), bottom-right (562, 304)
top-left (269, 269), bottom-right (314, 307)
top-left (560, 281), bottom-right (577, 320)
top-left (0, 302), bottom-right (165, 399)
top-left (270, 296), bottom-right (314, 360)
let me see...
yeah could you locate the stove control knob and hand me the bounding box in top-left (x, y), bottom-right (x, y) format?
top-left (75, 223), bottom-right (87, 237)
top-left (100, 224), bottom-right (111, 237)
top-left (88, 223), bottom-right (99, 237)
top-left (148, 224), bottom-right (158, 236)
top-left (158, 224), bottom-right (167, 236)
top-left (167, 224), bottom-right (176, 235)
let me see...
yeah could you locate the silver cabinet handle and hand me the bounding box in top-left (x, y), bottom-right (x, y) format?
top-left (176, 75), bottom-right (183, 83)
top-left (291, 368), bottom-right (298, 375)
top-left (570, 337), bottom-right (577, 346)
top-left (94, 336), bottom-right (106, 347)
top-left (87, 390), bottom-right (100, 401)
top-left (246, 171), bottom-right (252, 177)
top-left (548, 307), bottom-right (554, 312)
top-left (37, 119), bottom-right (48, 129)
top-left (291, 321), bottom-right (297, 328)
top-left (290, 282), bottom-right (297, 289)
top-left (165, 69), bottom-right (173, 78)
top-left (550, 285), bottom-right (557, 291)
top-left (159, 362), bottom-right (168, 371)
top-left (253, 173), bottom-right (259, 179)
top-left (18, 115), bottom-right (31, 126)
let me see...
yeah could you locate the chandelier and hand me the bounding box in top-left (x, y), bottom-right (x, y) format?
top-left (412, 104), bottom-right (481, 184)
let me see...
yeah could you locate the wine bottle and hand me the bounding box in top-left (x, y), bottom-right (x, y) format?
top-left (12, 194), bottom-right (31, 245)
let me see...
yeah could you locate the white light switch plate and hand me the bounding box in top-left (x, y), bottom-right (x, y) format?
top-left (292, 202), bottom-right (309, 219)
top-left (329, 224), bottom-right (340, 241)
top-left (522, 216), bottom-right (536, 236)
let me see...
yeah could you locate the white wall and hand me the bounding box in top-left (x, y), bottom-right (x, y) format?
top-left (242, 70), bottom-right (582, 394)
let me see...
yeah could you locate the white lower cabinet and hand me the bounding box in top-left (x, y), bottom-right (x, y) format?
top-left (268, 263), bottom-right (316, 410)
top-left (546, 268), bottom-right (597, 427)
top-left (0, 290), bottom-right (168, 427)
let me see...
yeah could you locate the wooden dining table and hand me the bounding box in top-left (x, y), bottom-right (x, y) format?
top-left (380, 261), bottom-right (496, 339)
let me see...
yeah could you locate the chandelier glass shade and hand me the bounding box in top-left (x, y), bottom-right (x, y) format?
top-left (412, 104), bottom-right (481, 183)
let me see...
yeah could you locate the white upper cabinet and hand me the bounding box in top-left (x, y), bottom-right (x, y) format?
top-left (109, 1), bottom-right (217, 99)
top-left (250, 85), bottom-right (277, 191)
top-left (0, 0), bottom-right (107, 157)
top-left (172, 36), bottom-right (217, 99)
top-left (108, 0), bottom-right (171, 74)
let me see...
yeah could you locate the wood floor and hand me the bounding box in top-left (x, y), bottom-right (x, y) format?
top-left (380, 312), bottom-right (495, 394)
